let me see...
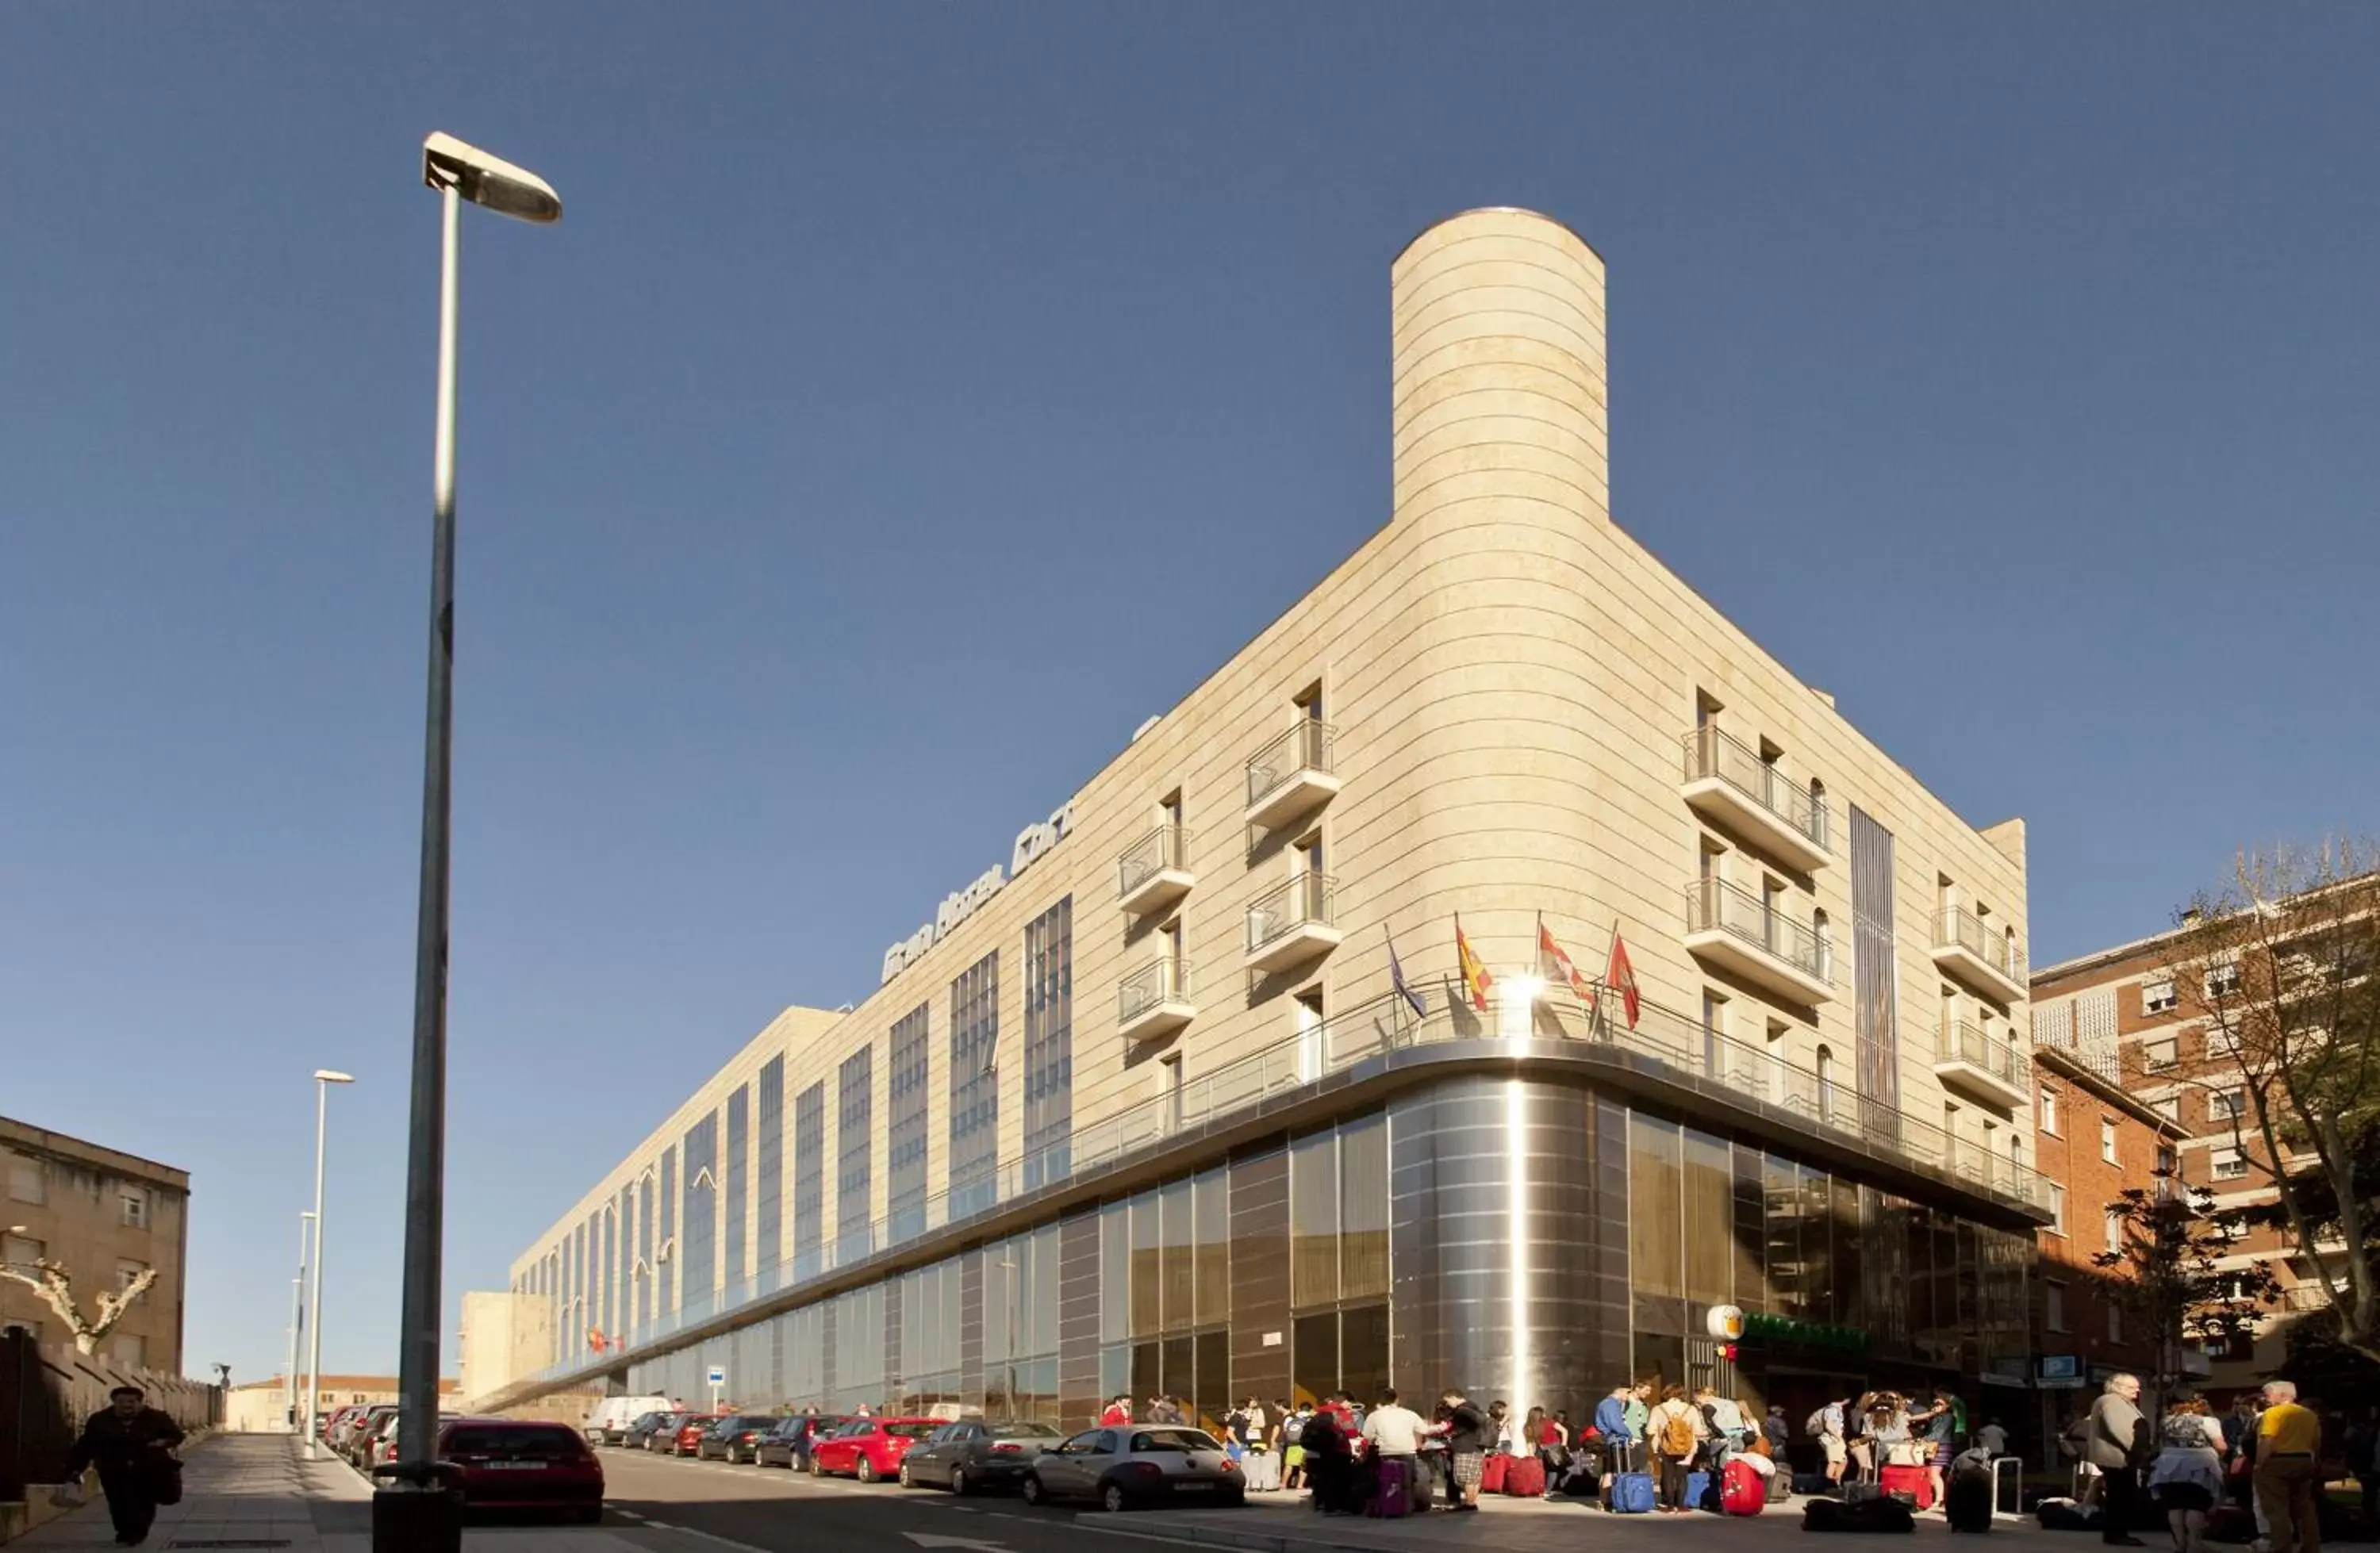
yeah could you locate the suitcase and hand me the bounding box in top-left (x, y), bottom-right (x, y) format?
top-left (1480, 1454), bottom-right (1508, 1494)
top-left (1686, 1469), bottom-right (1715, 1511)
top-left (1368, 1457), bottom-right (1411, 1518)
top-left (1243, 1450), bottom-right (1281, 1492)
top-left (1880, 1464), bottom-right (1934, 1509)
top-left (1504, 1455), bottom-right (1547, 1497)
top-left (1768, 1469), bottom-right (1794, 1504)
top-left (1610, 1471), bottom-right (1656, 1514)
top-left (1723, 1458), bottom-right (1766, 1516)
top-left (1944, 1471), bottom-right (1992, 1533)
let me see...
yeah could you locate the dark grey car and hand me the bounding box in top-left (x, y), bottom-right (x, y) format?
top-left (1019, 1426), bottom-right (1246, 1513)
top-left (898, 1420), bottom-right (1064, 1494)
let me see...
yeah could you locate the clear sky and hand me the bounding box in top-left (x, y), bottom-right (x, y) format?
top-left (5, 4), bottom-right (2375, 1385)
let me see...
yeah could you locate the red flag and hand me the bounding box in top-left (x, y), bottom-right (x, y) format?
top-left (1454, 914), bottom-right (1493, 1013)
top-left (1606, 922), bottom-right (1641, 1029)
top-left (1537, 915), bottom-right (1593, 1001)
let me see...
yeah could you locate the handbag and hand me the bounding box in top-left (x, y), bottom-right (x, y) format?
top-left (151, 1453), bottom-right (185, 1507)
top-left (48, 1480), bottom-right (88, 1509)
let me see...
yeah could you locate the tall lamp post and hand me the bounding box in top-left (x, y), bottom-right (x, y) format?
top-left (381, 132), bottom-right (560, 1552)
top-left (286, 1210), bottom-right (314, 1433)
top-left (305, 1072), bottom-right (353, 1456)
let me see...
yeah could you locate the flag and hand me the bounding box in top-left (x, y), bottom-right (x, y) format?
top-left (1606, 920), bottom-right (1641, 1029)
top-left (1537, 914), bottom-right (1593, 1000)
top-left (1454, 914), bottom-right (1493, 1013)
top-left (1385, 925), bottom-right (1426, 1019)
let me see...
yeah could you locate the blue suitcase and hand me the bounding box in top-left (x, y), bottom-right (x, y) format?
top-left (1687, 1469), bottom-right (1717, 1511)
top-left (1610, 1471), bottom-right (1656, 1513)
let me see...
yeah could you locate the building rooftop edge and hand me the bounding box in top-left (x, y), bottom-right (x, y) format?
top-left (2034, 1044), bottom-right (2184, 1137)
top-left (0, 1115), bottom-right (189, 1186)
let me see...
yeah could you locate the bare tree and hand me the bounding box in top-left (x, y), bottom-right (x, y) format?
top-left (2165, 840), bottom-right (2380, 1364)
top-left (0, 1227), bottom-right (158, 1358)
top-left (2092, 1168), bottom-right (2278, 1409)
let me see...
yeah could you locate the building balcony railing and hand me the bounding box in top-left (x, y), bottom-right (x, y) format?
top-left (1245, 873), bottom-right (1341, 974)
top-left (1934, 1019), bottom-right (2032, 1109)
top-left (1118, 957), bottom-right (1195, 1043)
top-left (1244, 720), bottom-right (1339, 830)
top-left (1682, 877), bottom-right (1837, 1005)
top-left (1679, 727), bottom-right (1831, 872)
top-left (1115, 824), bottom-right (1194, 917)
top-left (1933, 906), bottom-right (2026, 1003)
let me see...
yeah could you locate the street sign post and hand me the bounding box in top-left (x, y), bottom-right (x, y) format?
top-left (707, 1365), bottom-right (725, 1413)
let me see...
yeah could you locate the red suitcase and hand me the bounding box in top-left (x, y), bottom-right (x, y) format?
top-left (1722, 1458), bottom-right (1765, 1516)
top-left (1503, 1455), bottom-right (1547, 1497)
top-left (1480, 1454), bottom-right (1508, 1494)
top-left (1879, 1463), bottom-right (1935, 1509)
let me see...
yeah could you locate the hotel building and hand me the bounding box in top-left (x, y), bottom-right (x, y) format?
top-left (481, 208), bottom-right (2051, 1432)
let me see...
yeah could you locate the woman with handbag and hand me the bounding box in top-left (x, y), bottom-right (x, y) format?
top-left (62, 1384), bottom-right (184, 1547)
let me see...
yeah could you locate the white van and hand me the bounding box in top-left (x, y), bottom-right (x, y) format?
top-left (583, 1395), bottom-right (674, 1445)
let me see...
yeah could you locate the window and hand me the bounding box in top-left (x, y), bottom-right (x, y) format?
top-left (119, 1193), bottom-right (146, 1229)
top-left (1295, 991), bottom-right (1325, 1083)
top-left (2142, 978), bottom-right (2177, 1015)
top-left (2100, 1119), bottom-right (2119, 1165)
top-left (2144, 1037), bottom-right (2178, 1072)
top-left (115, 1260), bottom-right (148, 1290)
top-left (2045, 1279), bottom-right (2068, 1333)
top-left (950, 951), bottom-right (1001, 1209)
top-left (2040, 1088), bottom-right (2061, 1135)
top-left (2205, 961), bottom-right (2242, 999)
top-left (2107, 1303), bottom-right (2122, 1344)
top-left (2104, 1210), bottom-right (2124, 1256)
top-left (2209, 1146), bottom-right (2248, 1181)
top-left (1816, 1045), bottom-right (1840, 1123)
top-left (2203, 1030), bottom-right (2229, 1063)
top-left (6, 1155), bottom-right (43, 1205)
top-left (2149, 1094), bottom-right (2182, 1124)
top-left (3, 1233), bottom-right (44, 1268)
top-left (1701, 989), bottom-right (1728, 1072)
top-left (2210, 1088), bottom-right (2247, 1124)
top-left (2048, 1183), bottom-right (2067, 1235)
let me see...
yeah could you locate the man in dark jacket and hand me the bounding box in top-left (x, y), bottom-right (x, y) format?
top-left (65, 1385), bottom-right (185, 1546)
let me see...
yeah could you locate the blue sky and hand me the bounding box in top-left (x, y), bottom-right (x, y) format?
top-left (5, 4), bottom-right (2375, 1383)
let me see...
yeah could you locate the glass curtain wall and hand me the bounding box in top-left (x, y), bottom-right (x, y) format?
top-left (837, 1047), bottom-right (873, 1265)
top-left (793, 1081), bottom-right (823, 1281)
top-left (756, 1056), bottom-right (785, 1294)
top-left (681, 1112), bottom-right (717, 1321)
top-left (949, 954), bottom-right (1000, 1216)
top-left (726, 1084), bottom-right (749, 1291)
top-left (1023, 898), bottom-right (1074, 1189)
top-left (888, 1004), bottom-right (931, 1244)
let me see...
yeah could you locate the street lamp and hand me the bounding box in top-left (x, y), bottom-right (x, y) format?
top-left (384, 131), bottom-right (560, 1552)
top-left (286, 1210), bottom-right (314, 1434)
top-left (305, 1071), bottom-right (352, 1457)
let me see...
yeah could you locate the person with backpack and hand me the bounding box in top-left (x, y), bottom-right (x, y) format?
top-left (1811, 1396), bottom-right (1851, 1487)
top-left (1848, 1391), bottom-right (1880, 1485)
top-left (1649, 1384), bottom-right (1707, 1513)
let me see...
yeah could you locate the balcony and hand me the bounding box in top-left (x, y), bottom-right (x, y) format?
top-left (1245, 873), bottom-right (1341, 974)
top-left (1682, 878), bottom-right (1837, 1005)
top-left (1118, 957), bottom-right (1195, 1042)
top-left (1245, 721), bottom-right (1339, 830)
top-left (1679, 727), bottom-right (1831, 872)
top-left (1934, 1019), bottom-right (2031, 1109)
top-left (1933, 907), bottom-right (2026, 1003)
top-left (1115, 824), bottom-right (1194, 917)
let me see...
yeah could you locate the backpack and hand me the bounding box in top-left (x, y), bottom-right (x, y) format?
top-left (1808, 1407), bottom-right (1832, 1437)
top-left (2057, 1417), bottom-right (2088, 1463)
top-left (1660, 1407), bottom-right (1699, 1457)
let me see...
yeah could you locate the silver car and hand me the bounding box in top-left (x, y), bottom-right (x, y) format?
top-left (1019, 1425), bottom-right (1246, 1513)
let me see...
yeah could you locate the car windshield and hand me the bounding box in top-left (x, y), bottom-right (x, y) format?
top-left (447, 1425), bottom-right (582, 1460)
top-left (884, 1423), bottom-right (937, 1440)
top-left (1131, 1429), bottom-right (1219, 1453)
top-left (728, 1416), bottom-right (775, 1430)
top-left (989, 1422), bottom-right (1062, 1437)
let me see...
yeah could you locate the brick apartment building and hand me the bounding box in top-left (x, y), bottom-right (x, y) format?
top-left (2025, 1039), bottom-right (2188, 1444)
top-left (2031, 915), bottom-right (2348, 1403)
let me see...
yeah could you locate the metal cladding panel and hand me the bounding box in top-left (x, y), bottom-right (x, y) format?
top-left (960, 1249), bottom-right (984, 1399)
top-left (1849, 805), bottom-right (1902, 1133)
top-left (1057, 1209), bottom-right (1101, 1428)
top-left (1226, 1144), bottom-right (1292, 1405)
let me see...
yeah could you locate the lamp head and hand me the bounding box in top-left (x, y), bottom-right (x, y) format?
top-left (313, 1070), bottom-right (354, 1085)
top-left (423, 132), bottom-right (562, 224)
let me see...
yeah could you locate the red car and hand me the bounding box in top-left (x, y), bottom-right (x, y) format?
top-left (809, 1417), bottom-right (939, 1483)
top-left (670, 1415), bottom-right (722, 1457)
top-left (437, 1418), bottom-right (605, 1524)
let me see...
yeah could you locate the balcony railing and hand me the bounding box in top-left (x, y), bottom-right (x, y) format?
top-left (1245, 872), bottom-right (1339, 972)
top-left (1934, 906), bottom-right (2025, 992)
top-left (1244, 720), bottom-right (1338, 826)
top-left (1115, 823), bottom-right (1192, 914)
top-left (1683, 877), bottom-right (1834, 987)
top-left (1118, 957), bottom-right (1194, 1037)
top-left (1936, 1018), bottom-right (2030, 1093)
top-left (1681, 727), bottom-right (1830, 856)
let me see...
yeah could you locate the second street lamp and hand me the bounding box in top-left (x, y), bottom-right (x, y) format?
top-left (379, 131), bottom-right (561, 1553)
top-left (304, 1071), bottom-right (351, 1457)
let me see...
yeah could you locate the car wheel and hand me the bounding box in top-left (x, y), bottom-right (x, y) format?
top-left (1102, 1482), bottom-right (1130, 1514)
top-left (950, 1465), bottom-right (969, 1495)
top-left (899, 1461), bottom-right (913, 1490)
top-left (1019, 1474), bottom-right (1046, 1507)
top-left (808, 1455), bottom-right (823, 1477)
top-left (857, 1455), bottom-right (878, 1484)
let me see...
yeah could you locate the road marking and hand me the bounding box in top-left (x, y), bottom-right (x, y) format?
top-left (902, 1536), bottom-right (1013, 1551)
top-left (642, 1520), bottom-right (774, 1553)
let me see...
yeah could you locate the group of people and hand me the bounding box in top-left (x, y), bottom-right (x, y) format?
top-left (1793, 1386), bottom-right (1976, 1507)
top-left (1595, 1381), bottom-right (1793, 1513)
top-left (2069, 1376), bottom-right (2334, 1553)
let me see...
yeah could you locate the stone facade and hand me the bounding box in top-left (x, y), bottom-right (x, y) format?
top-left (0, 1115), bottom-right (187, 1375)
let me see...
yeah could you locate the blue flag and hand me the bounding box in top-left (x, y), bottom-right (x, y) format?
top-left (1386, 926), bottom-right (1426, 1018)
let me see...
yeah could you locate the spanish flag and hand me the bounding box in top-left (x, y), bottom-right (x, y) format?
top-left (1454, 914), bottom-right (1493, 1012)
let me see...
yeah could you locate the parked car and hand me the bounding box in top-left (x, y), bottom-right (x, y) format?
top-left (667, 1415), bottom-right (721, 1457)
top-left (346, 1406), bottom-right (400, 1467)
top-left (899, 1419), bottom-right (1065, 1494)
top-left (370, 1411), bottom-right (463, 1471)
top-left (697, 1413), bottom-right (781, 1464)
top-left (324, 1405), bottom-right (368, 1450)
top-left (639, 1412), bottom-right (689, 1452)
top-left (436, 1417), bottom-right (605, 1524)
top-left (754, 1414), bottom-right (846, 1471)
top-left (808, 1417), bottom-right (938, 1483)
top-left (582, 1395), bottom-right (672, 1447)
top-left (1019, 1425), bottom-right (1243, 1513)
top-left (620, 1411), bottom-right (675, 1451)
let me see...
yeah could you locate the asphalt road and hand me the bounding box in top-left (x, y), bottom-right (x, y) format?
top-left (597, 1441), bottom-right (1216, 1553)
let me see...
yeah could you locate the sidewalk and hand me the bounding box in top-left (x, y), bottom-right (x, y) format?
top-left (1127, 1487), bottom-right (2077, 1553)
top-left (10, 1433), bottom-right (706, 1551)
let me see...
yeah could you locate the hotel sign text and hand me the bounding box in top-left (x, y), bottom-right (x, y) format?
top-left (879, 800), bottom-right (1077, 985)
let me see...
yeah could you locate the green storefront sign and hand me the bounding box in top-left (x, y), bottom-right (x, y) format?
top-left (1741, 1312), bottom-right (1871, 1353)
